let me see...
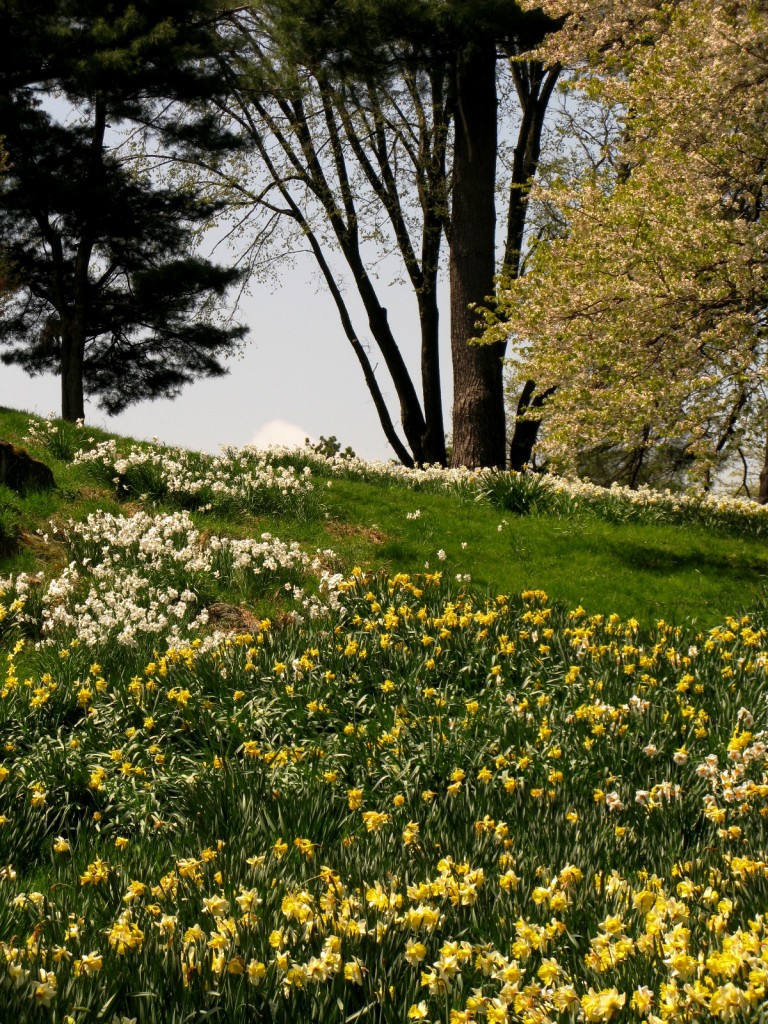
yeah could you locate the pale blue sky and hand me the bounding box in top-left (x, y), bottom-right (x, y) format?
top-left (2, 253), bottom-right (449, 461)
top-left (3, 90), bottom-right (456, 461)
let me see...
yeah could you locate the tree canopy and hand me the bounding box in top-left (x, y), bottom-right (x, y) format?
top-left (0, 139), bottom-right (13, 304)
top-left (0, 0), bottom-right (247, 421)
top-left (490, 0), bottom-right (768, 488)
top-left (197, 0), bottom-right (561, 467)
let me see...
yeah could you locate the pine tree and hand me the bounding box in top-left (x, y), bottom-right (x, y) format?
top-left (0, 139), bottom-right (13, 303)
top-left (0, 0), bottom-right (247, 421)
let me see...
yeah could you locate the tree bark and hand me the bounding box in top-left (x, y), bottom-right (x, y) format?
top-left (509, 379), bottom-right (555, 471)
top-left (60, 321), bottom-right (86, 422)
top-left (418, 294), bottom-right (446, 464)
top-left (505, 62), bottom-right (560, 468)
top-left (504, 62), bottom-right (560, 275)
top-left (449, 40), bottom-right (504, 469)
top-left (759, 421), bottom-right (768, 504)
top-left (60, 96), bottom-right (107, 422)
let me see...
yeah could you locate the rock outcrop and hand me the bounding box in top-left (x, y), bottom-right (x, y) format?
top-left (0, 441), bottom-right (55, 493)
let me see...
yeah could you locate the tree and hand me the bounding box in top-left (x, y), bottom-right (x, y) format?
top-left (0, 139), bottom-right (14, 304)
top-left (208, 11), bottom-right (453, 466)
top-left (0, 0), bottom-right (247, 422)
top-left (490, 0), bottom-right (768, 490)
top-left (189, 1), bottom-right (560, 467)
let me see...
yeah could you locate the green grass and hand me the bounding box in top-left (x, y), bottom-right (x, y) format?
top-left (313, 480), bottom-right (768, 627)
top-left (1, 407), bottom-right (767, 628)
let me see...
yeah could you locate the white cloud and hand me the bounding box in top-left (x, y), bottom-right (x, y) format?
top-left (250, 418), bottom-right (313, 450)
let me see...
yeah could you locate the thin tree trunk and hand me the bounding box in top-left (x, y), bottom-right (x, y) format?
top-left (417, 68), bottom-right (449, 466)
top-left (418, 294), bottom-right (446, 464)
top-left (504, 62), bottom-right (560, 275)
top-left (341, 72), bottom-right (448, 464)
top-left (505, 63), bottom-right (560, 468)
top-left (303, 223), bottom-right (416, 467)
top-left (449, 40), bottom-right (504, 469)
top-left (759, 421), bottom-right (768, 503)
top-left (61, 96), bottom-right (107, 422)
top-left (626, 425), bottom-right (651, 489)
top-left (509, 379), bottom-right (555, 471)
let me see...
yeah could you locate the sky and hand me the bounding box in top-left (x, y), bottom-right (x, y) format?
top-left (2, 253), bottom-right (451, 461)
top-left (0, 76), bottom-right (511, 462)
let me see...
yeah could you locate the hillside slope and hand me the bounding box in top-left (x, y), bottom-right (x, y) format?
top-left (0, 409), bottom-right (767, 1022)
top-left (1, 407), bottom-right (768, 628)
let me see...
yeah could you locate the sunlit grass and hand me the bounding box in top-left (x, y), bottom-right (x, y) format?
top-left (3, 409), bottom-right (768, 627)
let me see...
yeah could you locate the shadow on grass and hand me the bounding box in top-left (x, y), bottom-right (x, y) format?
top-left (607, 538), bottom-right (768, 578)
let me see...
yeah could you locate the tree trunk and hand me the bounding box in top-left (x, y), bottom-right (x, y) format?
top-left (505, 63), bottom-right (560, 469)
top-left (419, 287), bottom-right (447, 465)
top-left (60, 322), bottom-right (85, 422)
top-left (504, 63), bottom-right (560, 276)
top-left (60, 96), bottom-right (107, 423)
top-left (302, 219), bottom-right (416, 467)
top-left (449, 41), bottom-right (505, 469)
top-left (418, 67), bottom-right (449, 467)
top-left (759, 422), bottom-right (768, 504)
top-left (509, 379), bottom-right (555, 471)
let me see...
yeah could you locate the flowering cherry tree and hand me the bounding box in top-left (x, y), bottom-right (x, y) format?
top-left (490, 0), bottom-right (768, 492)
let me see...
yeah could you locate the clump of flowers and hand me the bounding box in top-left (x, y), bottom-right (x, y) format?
top-left (3, 509), bottom-right (322, 647)
top-left (74, 438), bottom-right (318, 518)
top-left (0, 566), bottom-right (766, 1020)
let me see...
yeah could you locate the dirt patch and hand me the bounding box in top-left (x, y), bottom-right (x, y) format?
top-left (206, 602), bottom-right (261, 633)
top-left (78, 486), bottom-right (114, 502)
top-left (326, 522), bottom-right (388, 544)
top-left (18, 529), bottom-right (68, 567)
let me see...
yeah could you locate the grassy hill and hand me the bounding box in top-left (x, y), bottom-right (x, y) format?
top-left (0, 408), bottom-right (767, 1023)
top-left (1, 406), bottom-right (768, 629)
